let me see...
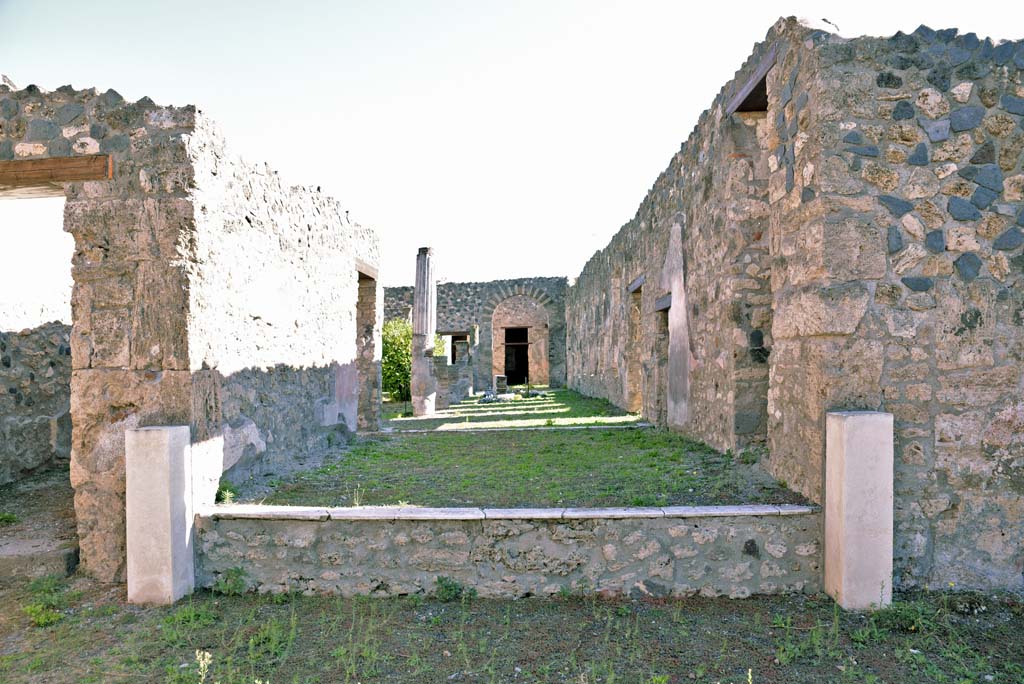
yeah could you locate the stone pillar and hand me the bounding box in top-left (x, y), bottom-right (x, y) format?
top-left (125, 426), bottom-right (195, 605)
top-left (825, 411), bottom-right (894, 611)
top-left (411, 247), bottom-right (437, 416)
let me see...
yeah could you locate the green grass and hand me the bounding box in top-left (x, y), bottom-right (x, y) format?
top-left (381, 388), bottom-right (641, 432)
top-left (1, 576), bottom-right (1021, 684)
top-left (260, 428), bottom-right (804, 508)
top-left (0, 512), bottom-right (18, 525)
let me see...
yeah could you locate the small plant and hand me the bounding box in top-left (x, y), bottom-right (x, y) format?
top-left (0, 512), bottom-right (18, 525)
top-left (872, 601), bottom-right (935, 634)
top-left (737, 445), bottom-right (766, 465)
top-left (212, 567), bottom-right (248, 596)
top-left (215, 479), bottom-right (238, 504)
top-left (22, 575), bottom-right (77, 627)
top-left (162, 602), bottom-right (219, 646)
top-left (435, 576), bottom-right (476, 603)
top-left (248, 612), bottom-right (298, 663)
top-left (23, 603), bottom-right (62, 627)
top-left (352, 484), bottom-right (364, 507)
top-left (545, 418), bottom-right (555, 427)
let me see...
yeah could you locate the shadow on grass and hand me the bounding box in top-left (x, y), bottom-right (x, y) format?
top-left (382, 388), bottom-right (641, 432)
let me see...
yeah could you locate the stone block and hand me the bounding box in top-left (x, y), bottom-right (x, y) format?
top-left (125, 426), bottom-right (194, 605)
top-left (825, 412), bottom-right (893, 611)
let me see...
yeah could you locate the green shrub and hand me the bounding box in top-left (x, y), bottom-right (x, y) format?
top-left (382, 319), bottom-right (412, 402)
top-left (0, 512), bottom-right (18, 526)
top-left (23, 603), bottom-right (62, 627)
top-left (435, 576), bottom-right (476, 603)
top-left (212, 567), bottom-right (248, 596)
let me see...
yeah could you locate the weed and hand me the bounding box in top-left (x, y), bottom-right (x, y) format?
top-left (21, 575), bottom-right (77, 627)
top-left (162, 601), bottom-right (219, 646)
top-left (212, 566), bottom-right (248, 595)
top-left (248, 610), bottom-right (298, 663)
top-left (0, 512), bottom-right (18, 525)
top-left (215, 479), bottom-right (238, 504)
top-left (873, 600), bottom-right (935, 634)
top-left (737, 445), bottom-right (766, 465)
top-left (435, 576), bottom-right (476, 603)
top-left (23, 603), bottom-right (62, 627)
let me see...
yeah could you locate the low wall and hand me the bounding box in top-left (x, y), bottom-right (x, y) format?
top-left (195, 504), bottom-right (821, 599)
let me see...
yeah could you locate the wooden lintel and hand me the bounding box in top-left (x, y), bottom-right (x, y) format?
top-left (0, 155), bottom-right (113, 199)
top-left (355, 258), bottom-right (379, 281)
top-left (654, 293), bottom-right (672, 312)
top-left (627, 275), bottom-right (646, 293)
top-left (724, 43), bottom-right (778, 115)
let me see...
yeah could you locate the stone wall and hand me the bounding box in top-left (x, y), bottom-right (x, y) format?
top-left (1, 82), bottom-right (381, 581)
top-left (433, 344), bottom-right (474, 410)
top-left (491, 294), bottom-right (550, 385)
top-left (385, 277), bottom-right (567, 390)
top-left (0, 322), bottom-right (72, 484)
top-left (766, 25), bottom-right (1024, 591)
top-left (564, 19), bottom-right (1024, 592)
top-left (195, 504), bottom-right (820, 599)
top-left (566, 36), bottom-right (776, 451)
top-left (185, 115), bottom-right (382, 482)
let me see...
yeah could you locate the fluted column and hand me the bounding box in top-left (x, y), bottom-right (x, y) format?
top-left (411, 247), bottom-right (437, 416)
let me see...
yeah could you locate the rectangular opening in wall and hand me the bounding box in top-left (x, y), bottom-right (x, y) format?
top-left (503, 327), bottom-right (529, 384)
top-left (733, 74), bottom-right (767, 112)
top-left (355, 271), bottom-right (379, 431)
top-left (626, 286), bottom-right (643, 413)
top-left (654, 309), bottom-right (670, 426)
top-left (0, 196), bottom-right (73, 485)
top-left (450, 333), bottom-right (468, 363)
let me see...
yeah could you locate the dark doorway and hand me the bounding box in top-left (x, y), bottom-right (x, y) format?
top-left (504, 327), bottom-right (529, 384)
top-left (450, 334), bottom-right (468, 363)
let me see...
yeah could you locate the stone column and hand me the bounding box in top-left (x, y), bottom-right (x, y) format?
top-left (824, 411), bottom-right (894, 611)
top-left (125, 426), bottom-right (195, 605)
top-left (411, 247), bottom-right (437, 416)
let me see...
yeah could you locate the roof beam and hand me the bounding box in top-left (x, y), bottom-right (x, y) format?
top-left (0, 155), bottom-right (113, 199)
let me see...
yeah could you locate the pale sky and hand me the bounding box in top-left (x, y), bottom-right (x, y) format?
top-left (1, 0), bottom-right (1020, 326)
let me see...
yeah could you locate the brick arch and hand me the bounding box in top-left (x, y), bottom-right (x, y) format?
top-left (486, 292), bottom-right (553, 387)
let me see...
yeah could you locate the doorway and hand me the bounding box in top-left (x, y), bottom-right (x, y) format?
top-left (503, 327), bottom-right (529, 384)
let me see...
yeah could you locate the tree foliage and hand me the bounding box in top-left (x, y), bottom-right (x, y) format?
top-left (382, 318), bottom-right (412, 401)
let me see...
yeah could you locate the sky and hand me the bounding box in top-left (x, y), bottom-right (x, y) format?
top-left (1, 0), bottom-right (1021, 313)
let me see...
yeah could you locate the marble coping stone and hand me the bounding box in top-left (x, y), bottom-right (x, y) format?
top-left (366, 423), bottom-right (654, 436)
top-left (203, 503), bottom-right (818, 521)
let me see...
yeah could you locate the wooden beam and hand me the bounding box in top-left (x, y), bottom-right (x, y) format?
top-left (0, 155), bottom-right (113, 199)
top-left (627, 275), bottom-right (646, 293)
top-left (654, 293), bottom-right (672, 312)
top-left (724, 43), bottom-right (778, 116)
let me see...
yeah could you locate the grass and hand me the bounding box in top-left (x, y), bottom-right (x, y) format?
top-left (1, 575), bottom-right (1022, 683)
top-left (260, 427), bottom-right (805, 508)
top-left (381, 388), bottom-right (642, 432)
top-left (0, 511), bottom-right (18, 525)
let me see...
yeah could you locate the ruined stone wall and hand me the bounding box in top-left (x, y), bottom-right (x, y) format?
top-left (2, 82), bottom-right (381, 582)
top-left (764, 27), bottom-right (1024, 591)
top-left (0, 83), bottom-right (207, 580)
top-left (566, 35), bottom-right (777, 451)
top-left (566, 19), bottom-right (1024, 591)
top-left (0, 322), bottom-right (71, 484)
top-left (385, 277), bottom-right (567, 389)
top-left (185, 115), bottom-right (382, 481)
top-left (195, 506), bottom-right (821, 599)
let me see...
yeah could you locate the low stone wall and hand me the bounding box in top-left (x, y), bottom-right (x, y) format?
top-left (0, 322), bottom-right (72, 484)
top-left (195, 504), bottom-right (821, 599)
